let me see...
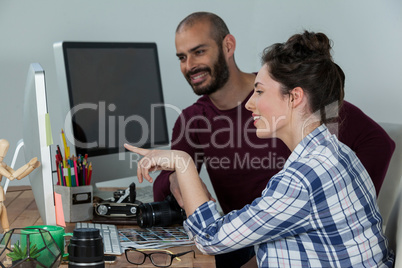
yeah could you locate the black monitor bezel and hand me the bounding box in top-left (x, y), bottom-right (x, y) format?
top-left (60, 41), bottom-right (169, 157)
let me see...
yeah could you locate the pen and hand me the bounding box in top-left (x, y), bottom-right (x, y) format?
top-left (59, 163), bottom-right (65, 186)
top-left (64, 166), bottom-right (70, 187)
top-left (61, 129), bottom-right (69, 158)
top-left (57, 145), bottom-right (63, 160)
top-left (70, 159), bottom-right (77, 187)
top-left (88, 163), bottom-right (92, 185)
top-left (56, 161), bottom-right (61, 185)
top-left (73, 157), bottom-right (79, 186)
top-left (79, 163), bottom-right (84, 185)
top-left (82, 163), bottom-right (86, 186)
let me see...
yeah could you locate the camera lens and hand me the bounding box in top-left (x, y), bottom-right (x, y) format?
top-left (136, 194), bottom-right (186, 228)
top-left (68, 228), bottom-right (104, 268)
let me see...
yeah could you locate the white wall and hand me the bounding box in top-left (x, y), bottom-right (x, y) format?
top-left (1, 0), bottom-right (401, 189)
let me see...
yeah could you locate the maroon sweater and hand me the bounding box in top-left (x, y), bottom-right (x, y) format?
top-left (153, 93), bottom-right (395, 214)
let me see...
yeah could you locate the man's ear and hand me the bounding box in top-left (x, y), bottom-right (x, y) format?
top-left (222, 34), bottom-right (236, 58)
top-left (289, 87), bottom-right (305, 107)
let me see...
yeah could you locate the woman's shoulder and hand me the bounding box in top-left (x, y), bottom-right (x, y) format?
top-left (284, 132), bottom-right (355, 183)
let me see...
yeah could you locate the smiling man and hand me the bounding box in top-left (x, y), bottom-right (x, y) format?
top-left (152, 12), bottom-right (395, 268)
top-left (176, 22), bottom-right (229, 97)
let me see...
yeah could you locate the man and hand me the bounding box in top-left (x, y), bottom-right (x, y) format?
top-left (153, 12), bottom-right (395, 268)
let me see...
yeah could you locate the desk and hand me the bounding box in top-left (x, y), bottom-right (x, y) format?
top-left (1, 186), bottom-right (215, 267)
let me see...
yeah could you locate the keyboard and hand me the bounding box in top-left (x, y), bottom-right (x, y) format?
top-left (75, 222), bottom-right (123, 255)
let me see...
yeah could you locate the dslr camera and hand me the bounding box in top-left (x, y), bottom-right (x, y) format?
top-left (136, 194), bottom-right (186, 228)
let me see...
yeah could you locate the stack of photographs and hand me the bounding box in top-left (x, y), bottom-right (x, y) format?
top-left (119, 226), bottom-right (194, 249)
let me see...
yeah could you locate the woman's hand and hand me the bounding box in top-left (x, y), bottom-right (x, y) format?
top-left (124, 143), bottom-right (209, 215)
top-left (124, 144), bottom-right (192, 183)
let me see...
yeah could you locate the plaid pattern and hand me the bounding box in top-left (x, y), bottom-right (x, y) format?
top-left (184, 125), bottom-right (394, 267)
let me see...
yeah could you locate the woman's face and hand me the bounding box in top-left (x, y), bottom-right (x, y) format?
top-left (245, 64), bottom-right (291, 139)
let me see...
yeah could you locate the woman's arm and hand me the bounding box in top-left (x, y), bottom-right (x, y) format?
top-left (123, 144), bottom-right (209, 215)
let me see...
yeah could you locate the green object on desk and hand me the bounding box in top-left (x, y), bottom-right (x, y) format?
top-left (0, 227), bottom-right (62, 267)
top-left (6, 240), bottom-right (41, 261)
top-left (23, 225), bottom-right (71, 259)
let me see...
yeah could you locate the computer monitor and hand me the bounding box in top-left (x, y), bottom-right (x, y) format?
top-left (53, 41), bottom-right (169, 197)
top-left (23, 63), bottom-right (56, 225)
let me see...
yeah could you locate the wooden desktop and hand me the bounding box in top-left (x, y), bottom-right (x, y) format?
top-left (1, 186), bottom-right (215, 267)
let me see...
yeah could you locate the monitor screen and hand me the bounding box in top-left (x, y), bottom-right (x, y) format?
top-left (54, 42), bottom-right (169, 195)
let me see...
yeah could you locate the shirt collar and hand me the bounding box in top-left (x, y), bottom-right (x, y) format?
top-left (283, 124), bottom-right (331, 169)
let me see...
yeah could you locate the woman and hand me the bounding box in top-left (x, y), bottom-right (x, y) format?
top-left (125, 31), bottom-right (394, 267)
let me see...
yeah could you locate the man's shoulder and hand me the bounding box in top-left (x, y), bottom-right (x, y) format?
top-left (338, 100), bottom-right (390, 143)
top-left (340, 100), bottom-right (363, 114)
top-left (339, 101), bottom-right (376, 127)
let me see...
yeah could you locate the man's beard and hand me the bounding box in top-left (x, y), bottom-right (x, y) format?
top-left (185, 49), bottom-right (229, 96)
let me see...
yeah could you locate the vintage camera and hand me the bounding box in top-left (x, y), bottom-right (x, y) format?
top-left (94, 182), bottom-right (139, 217)
top-left (95, 202), bottom-right (138, 217)
top-left (111, 182), bottom-right (136, 203)
top-left (136, 194), bottom-right (186, 228)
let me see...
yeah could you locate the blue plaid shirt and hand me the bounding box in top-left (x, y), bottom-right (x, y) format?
top-left (184, 125), bottom-right (394, 267)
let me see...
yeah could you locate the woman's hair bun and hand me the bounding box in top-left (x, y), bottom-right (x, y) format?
top-left (287, 31), bottom-right (332, 60)
top-left (261, 30), bottom-right (343, 125)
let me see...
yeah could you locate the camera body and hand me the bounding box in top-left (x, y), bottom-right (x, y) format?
top-left (95, 202), bottom-right (139, 217)
top-left (94, 182), bottom-right (138, 217)
top-left (136, 194), bottom-right (186, 228)
top-left (112, 182), bottom-right (136, 203)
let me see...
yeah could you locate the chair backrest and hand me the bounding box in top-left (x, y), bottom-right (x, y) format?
top-left (377, 123), bottom-right (402, 265)
top-left (377, 123), bottom-right (402, 229)
top-left (384, 178), bottom-right (402, 266)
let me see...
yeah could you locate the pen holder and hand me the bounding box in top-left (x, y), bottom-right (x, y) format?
top-left (54, 185), bottom-right (93, 222)
top-left (55, 149), bottom-right (93, 188)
